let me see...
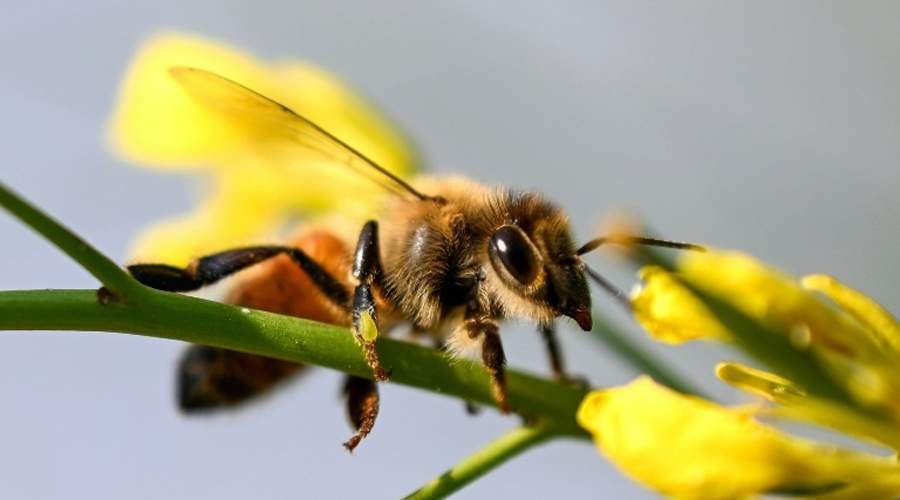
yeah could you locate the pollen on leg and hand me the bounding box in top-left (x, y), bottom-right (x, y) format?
top-left (358, 310), bottom-right (379, 342)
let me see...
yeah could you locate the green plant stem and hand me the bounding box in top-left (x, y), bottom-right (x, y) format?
top-left (0, 287), bottom-right (590, 437)
top-left (0, 181), bottom-right (140, 299)
top-left (401, 425), bottom-right (554, 500)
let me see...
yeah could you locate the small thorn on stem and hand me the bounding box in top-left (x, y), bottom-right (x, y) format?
top-left (96, 286), bottom-right (114, 306)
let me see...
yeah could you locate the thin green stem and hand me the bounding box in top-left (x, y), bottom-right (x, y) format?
top-left (0, 181), bottom-right (141, 299)
top-left (0, 288), bottom-right (590, 437)
top-left (401, 425), bottom-right (554, 500)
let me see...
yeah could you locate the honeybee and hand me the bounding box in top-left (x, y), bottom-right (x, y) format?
top-left (127, 67), bottom-right (693, 452)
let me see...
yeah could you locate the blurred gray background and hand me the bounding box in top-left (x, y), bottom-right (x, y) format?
top-left (2, 2), bottom-right (899, 499)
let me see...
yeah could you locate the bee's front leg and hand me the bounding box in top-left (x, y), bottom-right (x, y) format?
top-left (538, 322), bottom-right (588, 387)
top-left (351, 221), bottom-right (390, 381)
top-left (463, 298), bottom-right (510, 414)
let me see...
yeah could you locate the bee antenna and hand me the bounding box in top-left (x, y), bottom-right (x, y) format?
top-left (582, 264), bottom-right (633, 313)
top-left (577, 236), bottom-right (705, 256)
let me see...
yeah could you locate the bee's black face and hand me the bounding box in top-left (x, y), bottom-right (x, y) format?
top-left (487, 223), bottom-right (592, 331)
top-left (545, 259), bottom-right (592, 331)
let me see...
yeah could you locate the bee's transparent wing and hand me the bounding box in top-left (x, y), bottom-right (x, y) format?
top-left (168, 66), bottom-right (427, 200)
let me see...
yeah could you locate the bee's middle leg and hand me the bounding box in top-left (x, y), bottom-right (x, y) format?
top-left (351, 221), bottom-right (390, 381)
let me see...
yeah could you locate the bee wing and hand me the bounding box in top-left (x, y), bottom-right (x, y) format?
top-left (168, 66), bottom-right (428, 200)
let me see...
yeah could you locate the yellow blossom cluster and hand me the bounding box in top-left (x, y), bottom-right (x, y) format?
top-left (579, 250), bottom-right (900, 500)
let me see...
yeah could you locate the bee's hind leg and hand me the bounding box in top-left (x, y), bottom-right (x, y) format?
top-left (342, 375), bottom-right (380, 453)
top-left (351, 221), bottom-right (391, 381)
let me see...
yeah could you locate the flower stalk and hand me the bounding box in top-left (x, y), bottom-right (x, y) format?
top-left (0, 181), bottom-right (142, 300)
top-left (401, 425), bottom-right (556, 500)
top-left (0, 287), bottom-right (591, 436)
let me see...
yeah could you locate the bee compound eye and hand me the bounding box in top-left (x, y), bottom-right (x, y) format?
top-left (489, 225), bottom-right (540, 285)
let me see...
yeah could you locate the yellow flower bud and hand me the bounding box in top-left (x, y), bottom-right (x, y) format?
top-left (631, 266), bottom-right (731, 343)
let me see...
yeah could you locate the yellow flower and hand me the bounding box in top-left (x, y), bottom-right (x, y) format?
top-left (594, 249), bottom-right (900, 499)
top-left (802, 274), bottom-right (900, 356)
top-left (577, 377), bottom-right (900, 500)
top-left (717, 361), bottom-right (900, 450)
top-left (631, 250), bottom-right (900, 420)
top-left (108, 32), bottom-right (420, 265)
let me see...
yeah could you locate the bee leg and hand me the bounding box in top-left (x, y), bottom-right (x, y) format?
top-left (351, 221), bottom-right (390, 381)
top-left (128, 246), bottom-right (351, 308)
top-left (539, 322), bottom-right (588, 387)
top-left (474, 320), bottom-right (509, 413)
top-left (539, 322), bottom-right (566, 381)
top-left (342, 375), bottom-right (380, 453)
top-left (463, 299), bottom-right (510, 413)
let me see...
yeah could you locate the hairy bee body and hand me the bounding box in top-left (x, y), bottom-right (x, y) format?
top-left (180, 176), bottom-right (586, 409)
top-left (128, 66), bottom-right (598, 450)
top-left (381, 176), bottom-right (587, 339)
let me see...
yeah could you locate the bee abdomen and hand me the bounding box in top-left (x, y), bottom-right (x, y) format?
top-left (179, 346), bottom-right (306, 411)
top-left (177, 231), bottom-right (354, 412)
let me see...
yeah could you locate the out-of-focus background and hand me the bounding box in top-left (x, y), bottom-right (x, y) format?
top-left (1, 2), bottom-right (899, 499)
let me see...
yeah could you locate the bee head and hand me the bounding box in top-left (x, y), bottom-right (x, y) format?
top-left (485, 193), bottom-right (592, 331)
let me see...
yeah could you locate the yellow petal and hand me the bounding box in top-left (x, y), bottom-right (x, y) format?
top-left (108, 32), bottom-right (263, 165)
top-left (631, 266), bottom-right (731, 343)
top-left (577, 376), bottom-right (900, 500)
top-left (717, 362), bottom-right (900, 450)
top-left (126, 167), bottom-right (283, 265)
top-left (110, 32), bottom-right (417, 170)
top-left (110, 32), bottom-right (420, 264)
top-left (802, 274), bottom-right (900, 355)
top-left (126, 152), bottom-right (389, 265)
top-left (678, 251), bottom-right (900, 417)
top-left (715, 361), bottom-right (805, 403)
top-left (678, 251), bottom-right (869, 357)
